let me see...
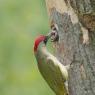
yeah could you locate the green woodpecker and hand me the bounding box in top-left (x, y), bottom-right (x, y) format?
top-left (34, 32), bottom-right (69, 95)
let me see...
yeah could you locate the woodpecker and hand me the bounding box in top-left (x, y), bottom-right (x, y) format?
top-left (34, 32), bottom-right (69, 95)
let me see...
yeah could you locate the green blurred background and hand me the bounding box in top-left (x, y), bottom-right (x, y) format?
top-left (0, 0), bottom-right (55, 95)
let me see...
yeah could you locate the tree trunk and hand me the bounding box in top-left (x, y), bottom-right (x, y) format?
top-left (45, 0), bottom-right (95, 95)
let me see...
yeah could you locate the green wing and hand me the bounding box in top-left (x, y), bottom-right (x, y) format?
top-left (38, 55), bottom-right (68, 95)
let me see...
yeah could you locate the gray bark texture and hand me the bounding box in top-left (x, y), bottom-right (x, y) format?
top-left (45, 0), bottom-right (95, 95)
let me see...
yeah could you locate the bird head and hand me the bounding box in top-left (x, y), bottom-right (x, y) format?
top-left (34, 35), bottom-right (49, 52)
top-left (34, 31), bottom-right (58, 52)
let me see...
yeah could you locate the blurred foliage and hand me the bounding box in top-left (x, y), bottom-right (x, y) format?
top-left (0, 0), bottom-right (54, 95)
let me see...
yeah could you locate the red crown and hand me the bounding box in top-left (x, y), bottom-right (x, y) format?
top-left (34, 35), bottom-right (45, 52)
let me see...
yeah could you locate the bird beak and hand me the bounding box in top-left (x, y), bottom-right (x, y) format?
top-left (47, 31), bottom-right (53, 38)
top-left (46, 30), bottom-right (59, 42)
top-left (44, 31), bottom-right (52, 44)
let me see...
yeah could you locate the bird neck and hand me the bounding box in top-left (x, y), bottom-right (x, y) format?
top-left (38, 42), bottom-right (46, 51)
top-left (35, 42), bottom-right (48, 56)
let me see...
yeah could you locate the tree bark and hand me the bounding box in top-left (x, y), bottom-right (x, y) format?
top-left (45, 0), bottom-right (95, 95)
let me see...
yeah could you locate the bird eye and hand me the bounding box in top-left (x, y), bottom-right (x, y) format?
top-left (44, 37), bottom-right (48, 44)
top-left (44, 40), bottom-right (46, 44)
